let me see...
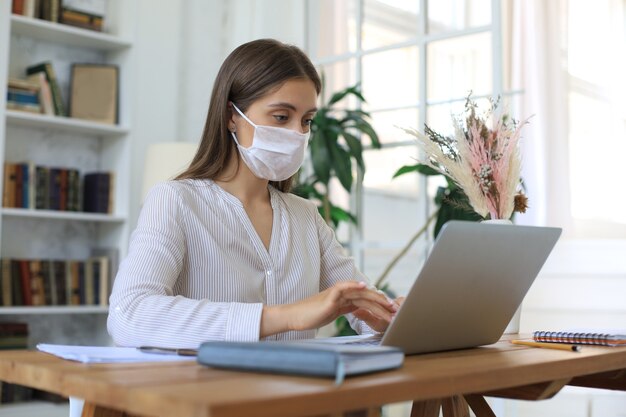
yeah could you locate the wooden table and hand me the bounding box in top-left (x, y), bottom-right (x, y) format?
top-left (0, 336), bottom-right (625, 417)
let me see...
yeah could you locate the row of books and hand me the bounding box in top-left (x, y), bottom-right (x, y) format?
top-left (0, 322), bottom-right (33, 403)
top-left (3, 163), bottom-right (114, 214)
top-left (1, 257), bottom-right (111, 307)
top-left (12, 0), bottom-right (105, 32)
top-left (7, 62), bottom-right (64, 116)
top-left (0, 322), bottom-right (28, 350)
top-left (7, 62), bottom-right (67, 116)
top-left (8, 61), bottom-right (120, 125)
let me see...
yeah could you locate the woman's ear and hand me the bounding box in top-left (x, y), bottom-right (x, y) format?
top-left (227, 102), bottom-right (237, 132)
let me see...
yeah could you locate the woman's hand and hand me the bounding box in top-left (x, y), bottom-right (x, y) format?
top-left (352, 296), bottom-right (405, 332)
top-left (260, 281), bottom-right (398, 337)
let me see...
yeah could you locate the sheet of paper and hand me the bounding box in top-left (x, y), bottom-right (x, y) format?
top-left (37, 343), bottom-right (196, 364)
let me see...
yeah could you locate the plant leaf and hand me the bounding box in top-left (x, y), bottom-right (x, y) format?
top-left (310, 130), bottom-right (332, 185)
top-left (330, 205), bottom-right (357, 225)
top-left (433, 187), bottom-right (484, 237)
top-left (353, 120), bottom-right (381, 148)
top-left (328, 142), bottom-right (353, 191)
top-left (328, 84), bottom-right (365, 107)
top-left (392, 164), bottom-right (443, 178)
top-left (342, 132), bottom-right (365, 171)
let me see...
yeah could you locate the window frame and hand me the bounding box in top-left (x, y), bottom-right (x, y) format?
top-left (305, 0), bottom-right (514, 273)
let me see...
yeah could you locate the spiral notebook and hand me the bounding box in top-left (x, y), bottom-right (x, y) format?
top-left (533, 330), bottom-right (626, 347)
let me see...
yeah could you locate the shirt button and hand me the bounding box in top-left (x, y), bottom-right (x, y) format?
top-left (266, 270), bottom-right (272, 276)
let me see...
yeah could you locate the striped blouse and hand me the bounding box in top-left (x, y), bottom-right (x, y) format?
top-left (107, 179), bottom-right (373, 348)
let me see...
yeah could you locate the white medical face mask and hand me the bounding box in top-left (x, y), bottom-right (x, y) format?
top-left (231, 103), bottom-right (310, 181)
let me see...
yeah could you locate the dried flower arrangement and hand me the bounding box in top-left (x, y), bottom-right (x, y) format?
top-left (401, 96), bottom-right (529, 220)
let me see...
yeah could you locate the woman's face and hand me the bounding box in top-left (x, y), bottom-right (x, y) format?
top-left (230, 78), bottom-right (318, 148)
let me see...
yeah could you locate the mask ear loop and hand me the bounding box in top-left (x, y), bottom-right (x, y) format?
top-left (231, 103), bottom-right (258, 128)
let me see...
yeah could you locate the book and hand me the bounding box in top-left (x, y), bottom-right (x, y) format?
top-left (3, 163), bottom-right (17, 208)
top-left (39, 0), bottom-right (60, 22)
top-left (6, 101), bottom-right (41, 113)
top-left (1, 259), bottom-right (12, 306)
top-left (83, 172), bottom-right (113, 213)
top-left (90, 247), bottom-right (119, 294)
top-left (7, 89), bottom-right (40, 105)
top-left (533, 330), bottom-right (626, 347)
top-left (26, 62), bottom-right (66, 117)
top-left (12, 0), bottom-right (25, 15)
top-left (69, 64), bottom-right (118, 124)
top-left (23, 0), bottom-right (40, 18)
top-left (197, 341), bottom-right (404, 385)
top-left (35, 165), bottom-right (49, 209)
top-left (60, 7), bottom-right (104, 31)
top-left (7, 77), bottom-right (39, 92)
top-left (67, 169), bottom-right (80, 211)
top-left (27, 72), bottom-right (55, 115)
top-left (48, 167), bottom-right (62, 210)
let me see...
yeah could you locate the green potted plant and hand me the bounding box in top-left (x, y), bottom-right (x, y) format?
top-left (292, 83), bottom-right (381, 229)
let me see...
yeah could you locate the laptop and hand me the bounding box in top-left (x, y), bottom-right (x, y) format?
top-left (330, 220), bottom-right (562, 355)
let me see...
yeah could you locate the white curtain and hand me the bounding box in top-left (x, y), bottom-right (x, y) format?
top-left (509, 0), bottom-right (573, 234)
top-left (509, 0), bottom-right (626, 238)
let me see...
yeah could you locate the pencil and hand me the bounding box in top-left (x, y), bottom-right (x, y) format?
top-left (511, 339), bottom-right (581, 352)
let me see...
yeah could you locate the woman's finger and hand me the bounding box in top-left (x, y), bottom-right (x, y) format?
top-left (342, 288), bottom-right (397, 313)
top-left (350, 299), bottom-right (394, 321)
top-left (352, 308), bottom-right (390, 332)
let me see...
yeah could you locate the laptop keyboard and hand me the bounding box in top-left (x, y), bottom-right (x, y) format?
top-left (343, 334), bottom-right (383, 346)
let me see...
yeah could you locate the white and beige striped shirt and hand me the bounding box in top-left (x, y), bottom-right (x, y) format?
top-left (107, 179), bottom-right (373, 348)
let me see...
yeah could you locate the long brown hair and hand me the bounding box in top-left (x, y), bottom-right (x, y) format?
top-left (176, 39), bottom-right (321, 192)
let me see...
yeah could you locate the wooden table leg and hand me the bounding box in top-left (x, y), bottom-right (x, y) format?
top-left (410, 399), bottom-right (441, 417)
top-left (441, 395), bottom-right (469, 417)
top-left (464, 394), bottom-right (497, 417)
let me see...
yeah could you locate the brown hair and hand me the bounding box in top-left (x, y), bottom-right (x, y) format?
top-left (176, 39), bottom-right (321, 192)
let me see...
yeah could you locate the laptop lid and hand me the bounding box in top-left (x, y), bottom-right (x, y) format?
top-left (381, 220), bottom-right (562, 355)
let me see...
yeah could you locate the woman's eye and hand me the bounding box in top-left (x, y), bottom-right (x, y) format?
top-left (303, 119), bottom-right (313, 126)
top-left (273, 115), bottom-right (288, 122)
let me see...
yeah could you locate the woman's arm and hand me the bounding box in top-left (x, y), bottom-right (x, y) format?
top-left (314, 211), bottom-right (397, 333)
top-left (107, 183), bottom-right (264, 348)
top-left (260, 281), bottom-right (396, 337)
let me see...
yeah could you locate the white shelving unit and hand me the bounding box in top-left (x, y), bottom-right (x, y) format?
top-left (1, 207), bottom-right (126, 223)
top-left (5, 109), bottom-right (130, 136)
top-left (0, 2), bottom-right (135, 412)
top-left (0, 305), bottom-right (108, 315)
top-left (0, 0), bottom-right (134, 347)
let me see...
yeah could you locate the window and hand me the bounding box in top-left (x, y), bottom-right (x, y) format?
top-left (307, 0), bottom-right (509, 294)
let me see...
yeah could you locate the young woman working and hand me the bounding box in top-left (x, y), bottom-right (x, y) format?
top-left (107, 39), bottom-right (400, 348)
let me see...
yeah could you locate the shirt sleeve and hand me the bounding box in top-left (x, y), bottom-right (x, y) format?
top-left (314, 210), bottom-right (377, 335)
top-left (107, 183), bottom-right (263, 348)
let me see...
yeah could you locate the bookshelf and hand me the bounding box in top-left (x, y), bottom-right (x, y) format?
top-left (0, 0), bottom-right (134, 365)
top-left (5, 109), bottom-right (129, 136)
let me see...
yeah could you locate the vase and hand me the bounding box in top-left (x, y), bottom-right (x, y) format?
top-left (481, 218), bottom-right (521, 334)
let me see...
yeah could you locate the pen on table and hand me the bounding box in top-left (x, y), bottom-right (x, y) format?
top-left (138, 346), bottom-right (198, 356)
top-left (511, 340), bottom-right (581, 352)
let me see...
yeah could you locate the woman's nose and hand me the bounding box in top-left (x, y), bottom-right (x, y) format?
top-left (289, 121), bottom-right (308, 134)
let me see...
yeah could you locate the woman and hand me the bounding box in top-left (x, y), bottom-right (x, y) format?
top-left (107, 39), bottom-right (398, 348)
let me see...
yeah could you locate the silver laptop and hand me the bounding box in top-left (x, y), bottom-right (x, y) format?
top-left (340, 220), bottom-right (562, 355)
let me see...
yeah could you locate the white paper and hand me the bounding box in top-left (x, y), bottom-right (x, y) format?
top-left (37, 343), bottom-right (196, 364)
